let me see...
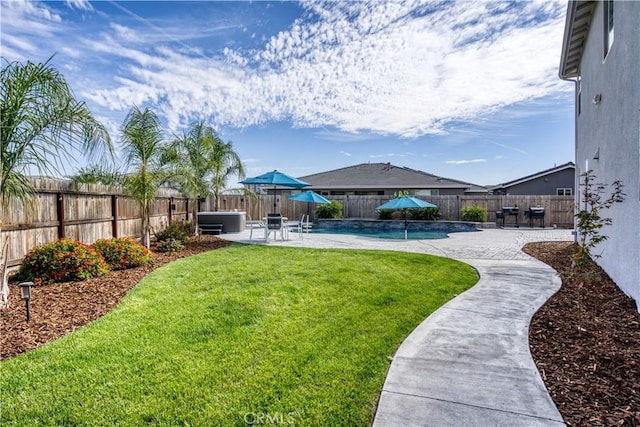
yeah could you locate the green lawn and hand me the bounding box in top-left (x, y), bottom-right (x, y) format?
top-left (0, 244), bottom-right (477, 426)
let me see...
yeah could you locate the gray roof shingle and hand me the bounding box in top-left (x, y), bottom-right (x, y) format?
top-left (298, 163), bottom-right (487, 192)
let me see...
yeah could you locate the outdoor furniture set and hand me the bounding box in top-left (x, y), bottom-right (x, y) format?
top-left (248, 214), bottom-right (313, 242)
top-left (495, 206), bottom-right (546, 228)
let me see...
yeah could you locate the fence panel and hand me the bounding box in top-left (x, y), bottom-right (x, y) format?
top-left (1, 180), bottom-right (188, 267)
top-left (216, 194), bottom-right (574, 227)
top-left (2, 180), bottom-right (575, 267)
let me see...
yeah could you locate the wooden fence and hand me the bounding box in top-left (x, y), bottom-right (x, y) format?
top-left (2, 179), bottom-right (575, 267)
top-left (1, 179), bottom-right (191, 267)
top-left (214, 193), bottom-right (576, 228)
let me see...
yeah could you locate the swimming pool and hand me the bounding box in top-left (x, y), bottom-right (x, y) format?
top-left (312, 219), bottom-right (478, 240)
top-left (311, 228), bottom-right (448, 240)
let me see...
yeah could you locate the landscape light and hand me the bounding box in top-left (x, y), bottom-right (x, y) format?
top-left (19, 281), bottom-right (33, 322)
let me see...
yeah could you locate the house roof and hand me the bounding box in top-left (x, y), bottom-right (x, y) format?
top-left (490, 162), bottom-right (576, 191)
top-left (298, 163), bottom-right (487, 192)
top-left (559, 1), bottom-right (597, 78)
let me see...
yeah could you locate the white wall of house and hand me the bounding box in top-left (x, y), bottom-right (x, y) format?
top-left (574, 1), bottom-right (640, 308)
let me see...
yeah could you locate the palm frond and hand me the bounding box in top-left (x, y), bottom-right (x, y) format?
top-left (163, 120), bottom-right (245, 210)
top-left (0, 171), bottom-right (34, 210)
top-left (1, 57), bottom-right (113, 217)
top-left (70, 164), bottom-right (126, 187)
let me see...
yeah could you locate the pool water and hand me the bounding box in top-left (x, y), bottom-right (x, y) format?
top-left (310, 228), bottom-right (448, 240)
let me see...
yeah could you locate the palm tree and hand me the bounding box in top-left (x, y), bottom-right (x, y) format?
top-left (119, 106), bottom-right (167, 248)
top-left (167, 120), bottom-right (244, 216)
top-left (210, 135), bottom-right (245, 212)
top-left (0, 57), bottom-right (112, 307)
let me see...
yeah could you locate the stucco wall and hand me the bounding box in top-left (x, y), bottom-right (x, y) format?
top-left (575, 1), bottom-right (640, 308)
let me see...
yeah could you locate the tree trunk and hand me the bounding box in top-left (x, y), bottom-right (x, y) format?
top-left (0, 235), bottom-right (10, 309)
top-left (192, 198), bottom-right (199, 236)
top-left (214, 191), bottom-right (219, 212)
top-left (141, 207), bottom-right (150, 248)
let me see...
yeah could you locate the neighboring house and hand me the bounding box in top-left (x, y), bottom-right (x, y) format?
top-left (560, 1), bottom-right (640, 309)
top-left (490, 162), bottom-right (575, 195)
top-left (298, 162), bottom-right (487, 196)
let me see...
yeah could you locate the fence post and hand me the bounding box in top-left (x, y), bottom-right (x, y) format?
top-left (111, 195), bottom-right (118, 238)
top-left (57, 193), bottom-right (66, 239)
top-left (168, 197), bottom-right (173, 224)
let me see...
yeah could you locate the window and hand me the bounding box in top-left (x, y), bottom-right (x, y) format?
top-left (415, 189), bottom-right (439, 196)
top-left (354, 190), bottom-right (384, 195)
top-left (557, 188), bottom-right (572, 196)
top-left (604, 0), bottom-right (614, 58)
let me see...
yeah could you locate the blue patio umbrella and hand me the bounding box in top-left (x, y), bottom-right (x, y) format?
top-left (376, 195), bottom-right (438, 240)
top-left (288, 190), bottom-right (330, 220)
top-left (376, 195), bottom-right (437, 210)
top-left (241, 170), bottom-right (310, 212)
top-left (289, 190), bottom-right (330, 204)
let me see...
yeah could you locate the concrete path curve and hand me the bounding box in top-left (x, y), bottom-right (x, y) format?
top-left (223, 228), bottom-right (571, 426)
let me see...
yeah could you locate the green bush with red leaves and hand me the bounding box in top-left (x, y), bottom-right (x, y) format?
top-left (16, 239), bottom-right (109, 285)
top-left (92, 237), bottom-right (153, 270)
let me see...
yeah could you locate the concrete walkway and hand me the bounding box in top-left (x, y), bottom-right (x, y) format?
top-left (223, 228), bottom-right (572, 426)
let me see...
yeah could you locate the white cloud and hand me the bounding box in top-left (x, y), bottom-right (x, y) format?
top-left (24, 1), bottom-right (62, 22)
top-left (110, 23), bottom-right (139, 43)
top-left (241, 158), bottom-right (260, 164)
top-left (488, 141), bottom-right (528, 155)
top-left (65, 0), bottom-right (93, 11)
top-left (445, 159), bottom-right (487, 164)
top-left (4, 0), bottom-right (569, 139)
top-left (0, 1), bottom-right (63, 60)
top-left (339, 151), bottom-right (352, 157)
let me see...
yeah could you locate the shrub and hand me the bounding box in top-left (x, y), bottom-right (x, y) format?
top-left (410, 207), bottom-right (440, 221)
top-left (377, 209), bottom-right (394, 220)
top-left (155, 222), bottom-right (190, 244)
top-left (316, 201), bottom-right (343, 219)
top-left (573, 170), bottom-right (625, 273)
top-left (156, 238), bottom-right (184, 253)
top-left (17, 239), bottom-right (109, 285)
top-left (92, 237), bottom-right (153, 270)
top-left (460, 206), bottom-right (487, 222)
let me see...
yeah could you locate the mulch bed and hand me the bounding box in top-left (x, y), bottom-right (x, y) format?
top-left (523, 242), bottom-right (640, 427)
top-left (1, 236), bottom-right (231, 360)
top-left (2, 239), bottom-right (639, 426)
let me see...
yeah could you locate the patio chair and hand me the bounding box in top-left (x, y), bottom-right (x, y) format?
top-left (266, 213), bottom-right (286, 241)
top-left (246, 214), bottom-right (267, 241)
top-left (289, 214), bottom-right (311, 239)
top-left (300, 214), bottom-right (312, 234)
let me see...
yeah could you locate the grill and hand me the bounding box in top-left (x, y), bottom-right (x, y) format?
top-left (525, 207), bottom-right (545, 228)
top-left (496, 206), bottom-right (519, 227)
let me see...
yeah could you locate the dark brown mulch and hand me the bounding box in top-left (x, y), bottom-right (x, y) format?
top-left (523, 242), bottom-right (640, 427)
top-left (0, 236), bottom-right (232, 360)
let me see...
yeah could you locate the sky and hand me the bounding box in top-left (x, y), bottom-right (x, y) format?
top-left (1, 0), bottom-right (576, 187)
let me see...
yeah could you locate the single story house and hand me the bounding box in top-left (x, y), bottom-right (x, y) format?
top-left (298, 163), bottom-right (488, 196)
top-left (490, 162), bottom-right (576, 195)
top-left (560, 0), bottom-right (639, 309)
